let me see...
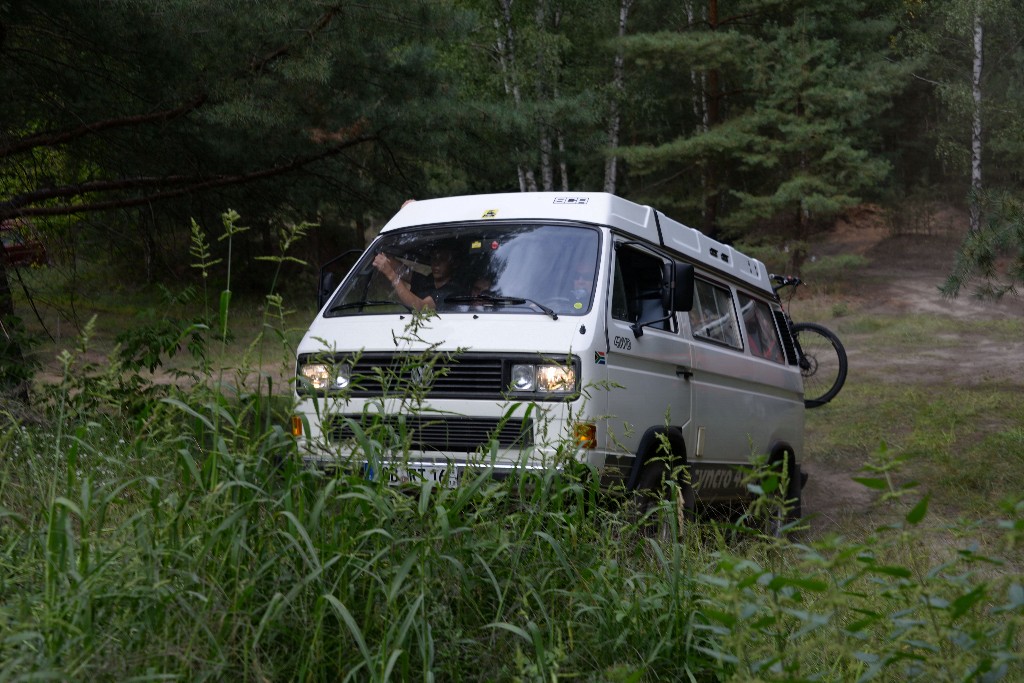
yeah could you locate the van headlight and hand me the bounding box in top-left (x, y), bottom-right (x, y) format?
top-left (298, 362), bottom-right (351, 391)
top-left (510, 363), bottom-right (576, 394)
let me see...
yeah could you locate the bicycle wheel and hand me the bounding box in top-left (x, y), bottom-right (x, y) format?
top-left (791, 322), bottom-right (848, 408)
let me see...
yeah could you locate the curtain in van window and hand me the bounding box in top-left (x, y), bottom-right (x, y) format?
top-left (737, 293), bottom-right (785, 363)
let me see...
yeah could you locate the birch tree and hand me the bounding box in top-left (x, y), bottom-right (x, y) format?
top-left (902, 0), bottom-right (1024, 296)
top-left (603, 0), bottom-right (634, 193)
top-left (459, 0), bottom-right (619, 192)
top-left (970, 8), bottom-right (984, 233)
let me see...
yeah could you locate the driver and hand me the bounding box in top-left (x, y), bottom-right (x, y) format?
top-left (373, 246), bottom-right (460, 311)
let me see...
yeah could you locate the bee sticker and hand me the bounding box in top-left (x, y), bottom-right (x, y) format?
top-left (482, 209), bottom-right (498, 218)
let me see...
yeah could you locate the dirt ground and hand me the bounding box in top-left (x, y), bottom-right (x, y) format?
top-left (798, 204), bottom-right (1024, 536)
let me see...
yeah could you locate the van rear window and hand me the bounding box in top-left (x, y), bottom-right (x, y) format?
top-left (738, 293), bottom-right (786, 363)
top-left (689, 280), bottom-right (741, 349)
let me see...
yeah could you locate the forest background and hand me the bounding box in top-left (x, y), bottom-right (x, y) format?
top-left (1, 0), bottom-right (1023, 380)
top-left (4, 2), bottom-right (1024, 679)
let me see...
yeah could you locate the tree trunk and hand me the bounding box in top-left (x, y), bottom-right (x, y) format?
top-left (604, 0), bottom-right (633, 193)
top-left (0, 257), bottom-right (29, 400)
top-left (536, 1), bottom-right (554, 191)
top-left (970, 7), bottom-right (983, 233)
top-left (495, 1), bottom-right (536, 191)
top-left (557, 130), bottom-right (569, 190)
top-left (686, 1), bottom-right (707, 132)
top-left (703, 0), bottom-right (721, 238)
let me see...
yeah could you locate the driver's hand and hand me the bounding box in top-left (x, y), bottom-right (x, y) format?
top-left (372, 253), bottom-right (396, 279)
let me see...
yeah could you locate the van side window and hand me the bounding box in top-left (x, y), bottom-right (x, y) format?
top-left (737, 293), bottom-right (786, 363)
top-left (612, 245), bottom-right (672, 331)
top-left (689, 279), bottom-right (741, 348)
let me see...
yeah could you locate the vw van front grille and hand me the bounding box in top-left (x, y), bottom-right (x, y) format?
top-left (347, 353), bottom-right (504, 397)
top-left (297, 351), bottom-right (579, 400)
top-left (325, 414), bottom-right (534, 453)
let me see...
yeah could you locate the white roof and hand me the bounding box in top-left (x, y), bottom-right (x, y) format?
top-left (382, 192), bottom-right (771, 292)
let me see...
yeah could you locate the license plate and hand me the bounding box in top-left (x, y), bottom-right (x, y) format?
top-left (380, 465), bottom-right (461, 488)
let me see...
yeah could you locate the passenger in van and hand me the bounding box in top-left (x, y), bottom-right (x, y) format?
top-left (373, 246), bottom-right (460, 311)
top-left (571, 263), bottom-right (595, 303)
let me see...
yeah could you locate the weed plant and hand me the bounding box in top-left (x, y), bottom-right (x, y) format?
top-left (1, 213), bottom-right (1022, 681)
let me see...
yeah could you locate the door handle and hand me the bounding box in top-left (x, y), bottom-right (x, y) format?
top-left (676, 366), bottom-right (693, 380)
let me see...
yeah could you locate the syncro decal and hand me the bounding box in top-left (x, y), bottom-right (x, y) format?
top-left (553, 197), bottom-right (589, 205)
top-left (691, 464), bottom-right (747, 497)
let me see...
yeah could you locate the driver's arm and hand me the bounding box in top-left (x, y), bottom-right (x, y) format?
top-left (372, 253), bottom-right (434, 310)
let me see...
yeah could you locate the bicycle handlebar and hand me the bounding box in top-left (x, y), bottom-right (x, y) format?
top-left (770, 274), bottom-right (803, 292)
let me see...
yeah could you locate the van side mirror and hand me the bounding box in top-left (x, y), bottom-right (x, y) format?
top-left (631, 261), bottom-right (694, 339)
top-left (662, 262), bottom-right (694, 313)
top-left (318, 248), bottom-right (363, 310)
top-left (318, 272), bottom-right (337, 310)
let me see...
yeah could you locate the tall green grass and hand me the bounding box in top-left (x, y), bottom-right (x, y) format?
top-left (3, 374), bottom-right (1022, 681)
top-left (2, 213), bottom-right (1022, 681)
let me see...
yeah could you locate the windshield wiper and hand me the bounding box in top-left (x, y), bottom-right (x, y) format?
top-left (328, 299), bottom-right (413, 313)
top-left (445, 294), bottom-right (558, 320)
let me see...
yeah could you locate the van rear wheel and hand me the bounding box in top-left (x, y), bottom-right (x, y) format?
top-left (761, 461), bottom-right (803, 538)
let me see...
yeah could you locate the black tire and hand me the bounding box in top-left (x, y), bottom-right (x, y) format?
top-left (632, 457), bottom-right (696, 539)
top-left (791, 322), bottom-right (847, 408)
top-left (761, 461), bottom-right (803, 538)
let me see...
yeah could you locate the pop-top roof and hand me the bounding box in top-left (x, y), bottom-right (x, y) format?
top-left (381, 192), bottom-right (771, 292)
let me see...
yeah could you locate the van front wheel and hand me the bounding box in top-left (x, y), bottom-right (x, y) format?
top-left (631, 457), bottom-right (696, 540)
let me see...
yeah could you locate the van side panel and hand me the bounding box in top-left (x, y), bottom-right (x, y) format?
top-left (687, 343), bottom-right (804, 459)
top-left (604, 316), bottom-right (693, 474)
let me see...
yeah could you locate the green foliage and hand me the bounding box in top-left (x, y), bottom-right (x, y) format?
top-left (3, 216), bottom-right (1024, 680)
top-left (618, 0), bottom-right (909, 238)
top-left (0, 0), bottom-right (467, 292)
top-left (943, 191), bottom-right (1024, 298)
top-left (4, 363), bottom-right (1024, 679)
top-left (0, 315), bottom-right (40, 390)
top-left (6, 0), bottom-right (1024, 310)
top-left (896, 0), bottom-right (1024, 189)
top-left (113, 285), bottom-right (210, 374)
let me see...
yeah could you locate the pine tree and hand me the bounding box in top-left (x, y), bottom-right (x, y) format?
top-left (616, 0), bottom-right (908, 240)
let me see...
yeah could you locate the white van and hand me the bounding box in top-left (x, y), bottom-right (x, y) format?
top-left (292, 192), bottom-right (805, 514)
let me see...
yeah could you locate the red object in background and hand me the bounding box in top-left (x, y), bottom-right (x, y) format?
top-left (1, 219), bottom-right (47, 266)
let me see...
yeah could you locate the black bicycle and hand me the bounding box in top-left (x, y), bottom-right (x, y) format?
top-left (771, 274), bottom-right (848, 409)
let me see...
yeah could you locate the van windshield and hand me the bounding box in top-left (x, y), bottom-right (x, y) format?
top-left (325, 223), bottom-right (601, 317)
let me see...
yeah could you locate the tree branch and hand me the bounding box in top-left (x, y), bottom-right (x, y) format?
top-left (0, 127), bottom-right (376, 220)
top-left (0, 95), bottom-right (208, 158)
top-left (249, 6), bottom-right (342, 72)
